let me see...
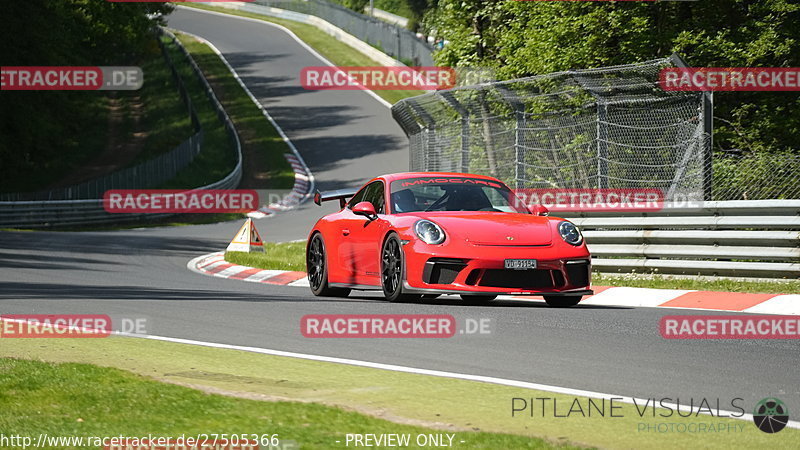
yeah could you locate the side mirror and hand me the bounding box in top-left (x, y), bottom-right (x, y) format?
top-left (529, 204), bottom-right (549, 216)
top-left (352, 201), bottom-right (378, 220)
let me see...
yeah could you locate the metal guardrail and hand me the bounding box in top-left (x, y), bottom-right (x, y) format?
top-left (0, 133), bottom-right (204, 202)
top-left (561, 201), bottom-right (800, 279)
top-left (0, 28), bottom-right (243, 228)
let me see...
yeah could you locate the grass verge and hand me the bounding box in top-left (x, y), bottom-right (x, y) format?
top-left (0, 358), bottom-right (569, 450)
top-left (226, 242), bottom-right (307, 272)
top-left (182, 3), bottom-right (424, 105)
top-left (2, 334), bottom-right (797, 449)
top-left (593, 273), bottom-right (800, 295)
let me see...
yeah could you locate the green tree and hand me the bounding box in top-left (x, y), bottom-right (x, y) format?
top-left (0, 0), bottom-right (172, 192)
top-left (424, 0), bottom-right (800, 155)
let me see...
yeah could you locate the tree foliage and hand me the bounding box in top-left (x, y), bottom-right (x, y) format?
top-left (0, 0), bottom-right (173, 192)
top-left (423, 0), bottom-right (800, 155)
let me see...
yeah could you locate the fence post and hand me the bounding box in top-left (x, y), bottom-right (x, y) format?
top-left (569, 70), bottom-right (608, 190)
top-left (495, 85), bottom-right (526, 189)
top-left (439, 92), bottom-right (470, 173)
top-left (597, 101), bottom-right (609, 189)
top-left (671, 53), bottom-right (713, 200)
top-left (407, 101), bottom-right (438, 171)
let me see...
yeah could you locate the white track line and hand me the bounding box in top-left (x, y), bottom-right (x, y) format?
top-left (2, 316), bottom-right (789, 430)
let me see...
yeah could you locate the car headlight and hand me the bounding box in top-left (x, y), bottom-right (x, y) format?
top-left (415, 219), bottom-right (445, 245)
top-left (558, 221), bottom-right (583, 245)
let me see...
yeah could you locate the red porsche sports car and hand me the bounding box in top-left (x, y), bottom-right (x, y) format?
top-left (306, 172), bottom-right (593, 306)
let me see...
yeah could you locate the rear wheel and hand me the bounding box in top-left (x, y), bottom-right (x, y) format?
top-left (543, 295), bottom-right (582, 307)
top-left (460, 294), bottom-right (497, 305)
top-left (307, 233), bottom-right (350, 297)
top-left (381, 234), bottom-right (420, 302)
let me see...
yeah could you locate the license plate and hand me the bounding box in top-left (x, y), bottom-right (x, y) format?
top-left (504, 259), bottom-right (537, 270)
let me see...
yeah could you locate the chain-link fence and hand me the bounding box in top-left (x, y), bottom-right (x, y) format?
top-left (255, 0), bottom-right (434, 66)
top-left (392, 56), bottom-right (800, 201)
top-left (711, 151), bottom-right (800, 201)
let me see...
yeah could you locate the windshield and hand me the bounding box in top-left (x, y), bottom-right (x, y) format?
top-left (390, 177), bottom-right (529, 214)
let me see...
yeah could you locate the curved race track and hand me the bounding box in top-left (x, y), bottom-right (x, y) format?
top-left (0, 7), bottom-right (797, 411)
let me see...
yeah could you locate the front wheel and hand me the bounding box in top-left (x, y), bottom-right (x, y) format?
top-left (543, 295), bottom-right (582, 307)
top-left (460, 294), bottom-right (497, 305)
top-left (307, 233), bottom-right (350, 297)
top-left (380, 234), bottom-right (420, 303)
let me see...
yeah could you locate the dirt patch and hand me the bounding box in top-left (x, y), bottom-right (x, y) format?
top-left (47, 94), bottom-right (148, 189)
top-left (162, 378), bottom-right (468, 432)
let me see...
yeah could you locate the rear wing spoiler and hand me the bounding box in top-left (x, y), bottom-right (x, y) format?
top-left (313, 188), bottom-right (358, 208)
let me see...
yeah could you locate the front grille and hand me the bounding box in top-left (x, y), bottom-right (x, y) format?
top-left (465, 269), bottom-right (481, 286)
top-left (479, 269), bottom-right (554, 289)
top-left (566, 262), bottom-right (590, 287)
top-left (423, 258), bottom-right (467, 285)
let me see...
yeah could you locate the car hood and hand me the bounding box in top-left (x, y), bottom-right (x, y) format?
top-left (414, 212), bottom-right (554, 246)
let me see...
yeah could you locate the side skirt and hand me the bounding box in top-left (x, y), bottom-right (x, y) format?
top-left (329, 282), bottom-right (381, 291)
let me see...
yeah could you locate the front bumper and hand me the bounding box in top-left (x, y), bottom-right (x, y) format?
top-left (403, 241), bottom-right (592, 296)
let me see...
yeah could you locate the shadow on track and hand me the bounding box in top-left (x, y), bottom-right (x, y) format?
top-left (321, 294), bottom-right (633, 310)
top-left (0, 252), bottom-right (123, 271)
top-left (0, 232), bottom-right (222, 258)
top-left (0, 282), bottom-right (371, 303)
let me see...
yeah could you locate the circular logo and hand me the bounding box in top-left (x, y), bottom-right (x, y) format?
top-left (753, 397), bottom-right (789, 433)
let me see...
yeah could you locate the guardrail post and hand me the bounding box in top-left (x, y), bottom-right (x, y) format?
top-left (702, 91), bottom-right (714, 200)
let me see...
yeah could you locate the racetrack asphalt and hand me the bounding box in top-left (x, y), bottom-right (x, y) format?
top-left (1, 7), bottom-right (798, 413)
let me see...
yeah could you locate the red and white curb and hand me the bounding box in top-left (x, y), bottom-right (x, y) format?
top-left (188, 252), bottom-right (799, 315)
top-left (574, 286), bottom-right (799, 315)
top-left (188, 252), bottom-right (309, 287)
